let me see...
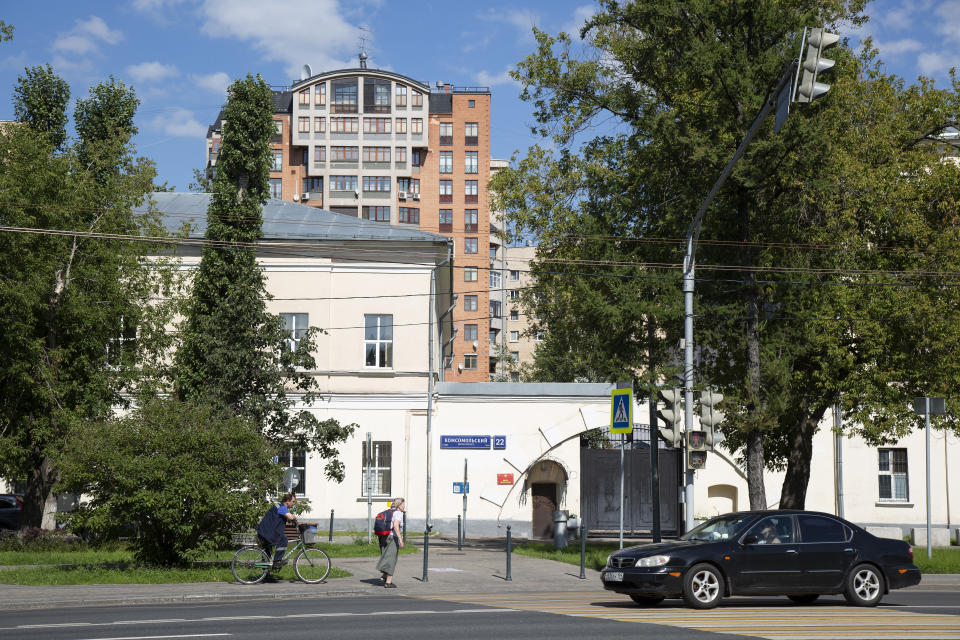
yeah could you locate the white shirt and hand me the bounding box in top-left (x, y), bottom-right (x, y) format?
top-left (392, 508), bottom-right (404, 530)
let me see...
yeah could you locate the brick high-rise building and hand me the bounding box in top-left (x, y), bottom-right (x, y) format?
top-left (206, 58), bottom-right (492, 380)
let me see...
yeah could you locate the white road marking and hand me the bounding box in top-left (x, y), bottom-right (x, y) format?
top-left (77, 635), bottom-right (230, 640)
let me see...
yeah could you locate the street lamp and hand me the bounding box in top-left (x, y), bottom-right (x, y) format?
top-left (913, 396), bottom-right (945, 559)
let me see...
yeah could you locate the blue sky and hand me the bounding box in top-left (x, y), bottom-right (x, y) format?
top-left (1, 1), bottom-right (957, 192)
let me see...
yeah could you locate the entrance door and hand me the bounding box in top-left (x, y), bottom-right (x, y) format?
top-left (531, 483), bottom-right (557, 539)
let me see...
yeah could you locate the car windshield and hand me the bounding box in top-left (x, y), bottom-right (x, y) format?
top-left (680, 514), bottom-right (754, 542)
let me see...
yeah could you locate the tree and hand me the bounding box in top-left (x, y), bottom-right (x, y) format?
top-left (12, 65), bottom-right (70, 151)
top-left (56, 398), bottom-right (279, 566)
top-left (174, 74), bottom-right (355, 480)
top-left (0, 21), bottom-right (13, 43)
top-left (0, 70), bottom-right (174, 528)
top-left (491, 0), bottom-right (960, 510)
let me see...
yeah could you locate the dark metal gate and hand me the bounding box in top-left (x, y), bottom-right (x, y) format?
top-left (580, 443), bottom-right (681, 536)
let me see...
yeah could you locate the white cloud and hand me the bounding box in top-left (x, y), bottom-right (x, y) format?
top-left (191, 71), bottom-right (232, 94)
top-left (132, 0), bottom-right (189, 9)
top-left (199, 0), bottom-right (362, 77)
top-left (561, 4), bottom-right (597, 40)
top-left (126, 61), bottom-right (180, 84)
top-left (151, 107), bottom-right (207, 138)
top-left (917, 51), bottom-right (958, 75)
top-left (478, 8), bottom-right (539, 40)
top-left (53, 16), bottom-right (123, 55)
top-left (875, 38), bottom-right (924, 55)
top-left (934, 0), bottom-right (960, 42)
top-left (475, 67), bottom-right (518, 87)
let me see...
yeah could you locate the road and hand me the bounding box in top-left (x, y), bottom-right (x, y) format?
top-left (0, 585), bottom-right (956, 640)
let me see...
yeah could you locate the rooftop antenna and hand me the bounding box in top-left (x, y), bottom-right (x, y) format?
top-left (358, 26), bottom-right (370, 68)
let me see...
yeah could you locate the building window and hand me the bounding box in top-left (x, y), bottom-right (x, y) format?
top-left (490, 300), bottom-right (501, 318)
top-left (510, 351), bottom-right (519, 362)
top-left (363, 117), bottom-right (392, 134)
top-left (465, 180), bottom-right (478, 203)
top-left (879, 448), bottom-right (909, 501)
top-left (509, 331), bottom-right (519, 342)
top-left (490, 329), bottom-right (499, 344)
top-left (331, 117), bottom-right (359, 133)
top-left (363, 146), bottom-right (391, 162)
top-left (314, 146), bottom-right (326, 163)
top-left (439, 209), bottom-right (453, 232)
top-left (269, 178), bottom-right (282, 198)
top-left (281, 313), bottom-right (309, 352)
top-left (465, 122), bottom-right (478, 145)
top-left (314, 116), bottom-right (325, 132)
top-left (397, 177), bottom-right (420, 195)
top-left (509, 289), bottom-right (520, 300)
top-left (303, 176), bottom-right (323, 193)
top-left (464, 295), bottom-right (478, 312)
top-left (464, 209), bottom-right (478, 232)
top-left (395, 117), bottom-right (407, 133)
top-left (490, 270), bottom-right (501, 288)
top-left (411, 118), bottom-right (423, 134)
top-left (468, 99), bottom-right (476, 108)
top-left (464, 237), bottom-right (478, 254)
top-left (399, 207), bottom-right (419, 224)
top-left (105, 316), bottom-right (137, 368)
top-left (364, 314), bottom-right (393, 368)
top-left (271, 149), bottom-right (283, 172)
top-left (465, 151), bottom-right (478, 173)
top-left (535, 330), bottom-right (545, 342)
top-left (439, 180), bottom-right (453, 203)
top-left (395, 84), bottom-right (407, 107)
top-left (412, 149), bottom-right (425, 166)
top-left (439, 122), bottom-right (453, 145)
top-left (463, 354), bottom-right (478, 370)
top-left (363, 176), bottom-right (391, 192)
top-left (361, 441), bottom-right (391, 497)
top-left (299, 89), bottom-right (310, 105)
top-left (412, 90), bottom-right (423, 107)
top-left (395, 147), bottom-right (407, 163)
top-left (364, 77), bottom-right (392, 114)
top-left (510, 372), bottom-right (520, 382)
top-left (273, 120), bottom-right (283, 140)
top-left (332, 77), bottom-right (358, 113)
top-left (279, 447), bottom-right (307, 495)
top-left (362, 206), bottom-right (390, 222)
top-left (330, 175), bottom-right (358, 191)
top-left (464, 267), bottom-right (478, 281)
top-left (464, 324), bottom-right (478, 341)
top-left (509, 270), bottom-right (520, 281)
top-left (510, 309), bottom-right (519, 321)
top-left (439, 151), bottom-right (453, 173)
top-left (298, 116), bottom-right (310, 133)
top-left (316, 83), bottom-right (326, 106)
top-left (332, 146), bottom-right (359, 162)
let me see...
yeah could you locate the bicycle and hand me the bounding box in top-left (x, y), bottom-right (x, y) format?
top-left (231, 523), bottom-right (331, 584)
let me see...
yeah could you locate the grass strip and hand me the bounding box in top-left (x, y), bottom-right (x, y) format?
top-left (0, 562), bottom-right (351, 585)
top-left (911, 546), bottom-right (960, 574)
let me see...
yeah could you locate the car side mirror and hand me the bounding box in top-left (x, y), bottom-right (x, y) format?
top-left (742, 535), bottom-right (759, 545)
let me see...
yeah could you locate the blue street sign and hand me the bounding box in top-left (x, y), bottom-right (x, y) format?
top-left (493, 436), bottom-right (506, 450)
top-left (440, 435), bottom-right (491, 449)
top-left (611, 389), bottom-right (633, 434)
top-left (453, 482), bottom-right (470, 494)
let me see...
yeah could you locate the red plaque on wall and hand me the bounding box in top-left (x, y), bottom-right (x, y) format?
top-left (497, 473), bottom-right (514, 485)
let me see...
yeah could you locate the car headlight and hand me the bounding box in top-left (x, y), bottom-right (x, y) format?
top-left (635, 555), bottom-right (670, 567)
top-left (606, 554), bottom-right (613, 567)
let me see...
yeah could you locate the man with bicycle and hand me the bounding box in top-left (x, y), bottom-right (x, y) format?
top-left (257, 491), bottom-right (298, 582)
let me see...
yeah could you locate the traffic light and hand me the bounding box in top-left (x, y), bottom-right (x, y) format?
top-left (687, 449), bottom-right (708, 470)
top-left (657, 388), bottom-right (683, 448)
top-left (699, 389), bottom-right (725, 450)
top-left (796, 27), bottom-right (840, 103)
top-left (686, 427), bottom-right (708, 470)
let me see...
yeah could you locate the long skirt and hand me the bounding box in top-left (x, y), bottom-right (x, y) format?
top-left (375, 535), bottom-right (399, 576)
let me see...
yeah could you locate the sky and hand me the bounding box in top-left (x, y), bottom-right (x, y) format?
top-left (1, 0), bottom-right (958, 192)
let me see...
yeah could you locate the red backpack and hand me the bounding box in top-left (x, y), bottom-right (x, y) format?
top-left (374, 508), bottom-right (396, 536)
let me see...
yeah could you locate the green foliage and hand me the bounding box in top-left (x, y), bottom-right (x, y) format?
top-left (0, 20), bottom-right (13, 42)
top-left (56, 398), bottom-right (280, 566)
top-left (13, 65), bottom-right (70, 150)
top-left (174, 74), bottom-right (355, 481)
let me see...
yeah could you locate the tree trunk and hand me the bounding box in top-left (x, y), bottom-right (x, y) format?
top-left (745, 273), bottom-right (766, 509)
top-left (22, 453), bottom-right (58, 529)
top-left (779, 405), bottom-right (828, 510)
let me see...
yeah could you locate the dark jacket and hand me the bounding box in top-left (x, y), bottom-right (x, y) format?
top-left (257, 503), bottom-right (288, 547)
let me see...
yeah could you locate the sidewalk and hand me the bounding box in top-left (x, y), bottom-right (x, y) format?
top-left (0, 540), bottom-right (606, 611)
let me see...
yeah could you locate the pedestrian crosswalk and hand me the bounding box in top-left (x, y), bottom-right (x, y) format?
top-left (413, 591), bottom-right (960, 639)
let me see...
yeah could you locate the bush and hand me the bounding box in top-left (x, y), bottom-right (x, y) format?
top-left (56, 398), bottom-right (281, 566)
top-left (0, 528), bottom-right (86, 551)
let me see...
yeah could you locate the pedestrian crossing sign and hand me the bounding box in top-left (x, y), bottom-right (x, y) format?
top-left (610, 389), bottom-right (633, 434)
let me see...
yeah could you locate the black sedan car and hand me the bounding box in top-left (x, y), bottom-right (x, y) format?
top-left (601, 510), bottom-right (920, 609)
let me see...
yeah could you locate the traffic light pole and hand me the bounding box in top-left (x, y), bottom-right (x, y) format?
top-left (682, 61), bottom-right (797, 532)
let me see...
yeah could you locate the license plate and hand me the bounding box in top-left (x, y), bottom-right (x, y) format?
top-left (605, 571), bottom-right (624, 582)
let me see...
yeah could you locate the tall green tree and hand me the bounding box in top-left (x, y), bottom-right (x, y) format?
top-left (175, 74), bottom-right (355, 481)
top-left (492, 0), bottom-right (960, 510)
top-left (12, 65), bottom-right (70, 151)
top-left (0, 70), bottom-right (176, 528)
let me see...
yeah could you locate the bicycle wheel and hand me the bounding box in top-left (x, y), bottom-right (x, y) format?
top-left (294, 547), bottom-right (331, 583)
top-left (232, 546), bottom-right (270, 584)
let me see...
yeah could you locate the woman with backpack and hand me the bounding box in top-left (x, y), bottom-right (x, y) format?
top-left (374, 497), bottom-right (405, 588)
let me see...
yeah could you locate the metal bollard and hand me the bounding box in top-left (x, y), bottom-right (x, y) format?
top-left (422, 524), bottom-right (431, 582)
top-left (505, 525), bottom-right (512, 581)
top-left (457, 515), bottom-right (462, 551)
top-left (579, 523), bottom-right (586, 579)
top-left (328, 509), bottom-right (334, 542)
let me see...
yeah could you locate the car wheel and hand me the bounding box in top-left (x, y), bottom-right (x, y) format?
top-left (630, 594), bottom-right (665, 607)
top-left (787, 594), bottom-right (820, 604)
top-left (682, 563), bottom-right (723, 609)
top-left (844, 564), bottom-right (884, 607)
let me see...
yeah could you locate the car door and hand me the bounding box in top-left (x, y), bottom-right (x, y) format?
top-left (732, 515), bottom-right (803, 592)
top-left (797, 514), bottom-right (856, 590)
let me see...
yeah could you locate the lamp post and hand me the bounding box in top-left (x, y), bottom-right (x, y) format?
top-left (913, 396), bottom-right (945, 559)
